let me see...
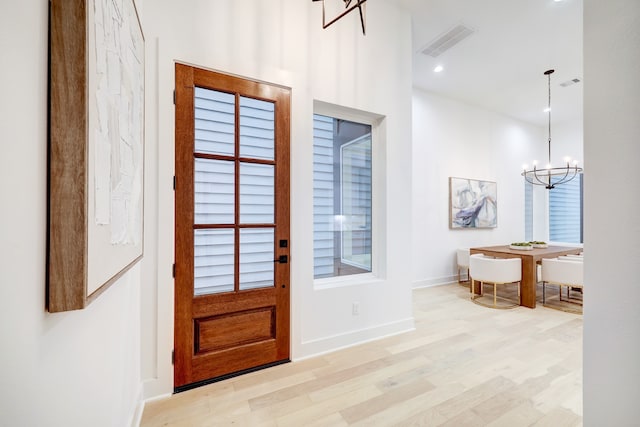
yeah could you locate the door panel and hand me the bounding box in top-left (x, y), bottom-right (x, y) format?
top-left (195, 307), bottom-right (275, 354)
top-left (174, 64), bottom-right (290, 389)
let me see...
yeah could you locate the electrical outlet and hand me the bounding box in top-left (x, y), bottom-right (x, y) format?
top-left (352, 301), bottom-right (360, 315)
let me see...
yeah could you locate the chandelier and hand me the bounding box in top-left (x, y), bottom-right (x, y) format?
top-left (521, 69), bottom-right (583, 189)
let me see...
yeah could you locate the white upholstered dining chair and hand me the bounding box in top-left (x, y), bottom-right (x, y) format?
top-left (541, 257), bottom-right (584, 309)
top-left (456, 248), bottom-right (470, 284)
top-left (469, 254), bottom-right (522, 309)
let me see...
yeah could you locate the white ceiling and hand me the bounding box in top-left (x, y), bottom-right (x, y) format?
top-left (392, 0), bottom-right (583, 127)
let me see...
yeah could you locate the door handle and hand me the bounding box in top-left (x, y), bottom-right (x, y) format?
top-left (274, 255), bottom-right (288, 264)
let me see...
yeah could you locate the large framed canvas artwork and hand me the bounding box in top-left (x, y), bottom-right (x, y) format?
top-left (449, 177), bottom-right (497, 229)
top-left (48, 0), bottom-right (144, 312)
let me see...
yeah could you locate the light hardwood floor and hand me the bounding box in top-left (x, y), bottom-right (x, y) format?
top-left (141, 284), bottom-right (582, 426)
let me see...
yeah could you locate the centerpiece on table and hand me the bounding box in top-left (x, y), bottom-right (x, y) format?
top-left (510, 242), bottom-right (533, 250)
top-left (529, 241), bottom-right (548, 248)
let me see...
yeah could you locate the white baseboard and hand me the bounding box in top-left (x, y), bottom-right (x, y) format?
top-left (129, 385), bottom-right (145, 427)
top-left (144, 391), bottom-right (173, 404)
top-left (143, 375), bottom-right (174, 401)
top-left (293, 317), bottom-right (415, 361)
top-left (412, 276), bottom-right (458, 289)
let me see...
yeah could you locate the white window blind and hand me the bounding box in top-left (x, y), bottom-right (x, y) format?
top-left (194, 229), bottom-right (234, 295)
top-left (194, 158), bottom-right (235, 224)
top-left (239, 228), bottom-right (274, 290)
top-left (239, 96), bottom-right (275, 160)
top-left (549, 175), bottom-right (583, 243)
top-left (524, 181), bottom-right (533, 241)
top-left (193, 87), bottom-right (276, 295)
top-left (194, 88), bottom-right (235, 155)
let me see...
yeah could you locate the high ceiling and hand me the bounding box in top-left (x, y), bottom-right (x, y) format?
top-left (392, 0), bottom-right (583, 127)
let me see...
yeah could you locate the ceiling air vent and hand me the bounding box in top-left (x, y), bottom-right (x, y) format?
top-left (420, 24), bottom-right (475, 58)
top-left (560, 78), bottom-right (581, 87)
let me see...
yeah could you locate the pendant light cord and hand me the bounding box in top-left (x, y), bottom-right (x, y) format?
top-left (547, 71), bottom-right (552, 166)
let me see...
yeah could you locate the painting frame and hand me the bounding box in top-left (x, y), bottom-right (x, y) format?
top-left (449, 177), bottom-right (497, 229)
top-left (48, 0), bottom-right (145, 312)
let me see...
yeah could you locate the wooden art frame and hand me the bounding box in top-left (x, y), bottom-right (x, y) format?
top-left (449, 177), bottom-right (497, 229)
top-left (48, 0), bottom-right (144, 312)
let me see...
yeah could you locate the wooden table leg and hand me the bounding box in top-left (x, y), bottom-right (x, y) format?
top-left (471, 278), bottom-right (481, 295)
top-left (520, 257), bottom-right (537, 308)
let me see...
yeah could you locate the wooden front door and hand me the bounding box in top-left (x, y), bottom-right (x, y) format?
top-left (174, 63), bottom-right (290, 390)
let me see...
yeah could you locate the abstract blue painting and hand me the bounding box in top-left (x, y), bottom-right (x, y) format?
top-left (449, 177), bottom-right (497, 229)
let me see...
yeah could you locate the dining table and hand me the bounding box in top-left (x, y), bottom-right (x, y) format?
top-left (469, 245), bottom-right (583, 308)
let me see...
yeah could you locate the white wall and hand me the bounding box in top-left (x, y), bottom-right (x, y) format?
top-left (140, 0), bottom-right (414, 396)
top-left (551, 118), bottom-right (584, 168)
top-left (411, 89), bottom-right (545, 286)
top-left (583, 0), bottom-right (640, 424)
top-left (0, 3), bottom-right (143, 426)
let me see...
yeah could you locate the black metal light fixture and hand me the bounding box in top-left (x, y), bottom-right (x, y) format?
top-left (312, 0), bottom-right (367, 35)
top-left (521, 69), bottom-right (583, 189)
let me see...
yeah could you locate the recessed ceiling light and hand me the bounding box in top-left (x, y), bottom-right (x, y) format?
top-left (434, 65), bottom-right (444, 73)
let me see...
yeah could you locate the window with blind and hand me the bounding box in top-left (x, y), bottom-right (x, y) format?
top-left (313, 114), bottom-right (372, 279)
top-left (549, 174), bottom-right (583, 244)
top-left (524, 181), bottom-right (533, 241)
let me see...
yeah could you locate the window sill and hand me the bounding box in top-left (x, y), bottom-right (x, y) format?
top-left (314, 272), bottom-right (383, 290)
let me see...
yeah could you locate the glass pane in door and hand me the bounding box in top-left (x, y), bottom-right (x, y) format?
top-left (239, 96), bottom-right (274, 160)
top-left (239, 228), bottom-right (274, 290)
top-left (239, 162), bottom-right (274, 224)
top-left (194, 158), bottom-right (235, 224)
top-left (194, 87), bottom-right (235, 156)
top-left (194, 229), bottom-right (235, 295)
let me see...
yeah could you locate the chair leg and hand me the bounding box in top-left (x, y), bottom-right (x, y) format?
top-left (543, 282), bottom-right (546, 304)
top-left (471, 281), bottom-right (519, 309)
top-left (459, 267), bottom-right (469, 284)
top-left (493, 284), bottom-right (497, 307)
